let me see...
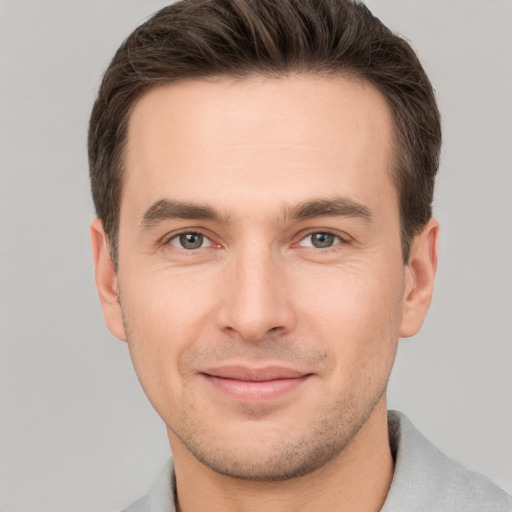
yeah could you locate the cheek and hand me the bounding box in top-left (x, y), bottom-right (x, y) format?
top-left (308, 276), bottom-right (401, 414)
top-left (295, 263), bottom-right (404, 366)
top-left (121, 265), bottom-right (216, 339)
top-left (118, 268), bottom-right (218, 406)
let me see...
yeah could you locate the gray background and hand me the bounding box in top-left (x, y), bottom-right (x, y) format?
top-left (0, 1), bottom-right (510, 511)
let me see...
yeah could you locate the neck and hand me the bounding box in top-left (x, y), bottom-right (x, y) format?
top-left (170, 400), bottom-right (394, 512)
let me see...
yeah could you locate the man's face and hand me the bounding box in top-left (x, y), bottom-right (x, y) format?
top-left (94, 75), bottom-right (429, 480)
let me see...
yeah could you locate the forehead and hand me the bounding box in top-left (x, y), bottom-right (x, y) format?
top-left (123, 74), bottom-right (396, 219)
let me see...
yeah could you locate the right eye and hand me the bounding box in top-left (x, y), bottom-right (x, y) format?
top-left (168, 232), bottom-right (212, 250)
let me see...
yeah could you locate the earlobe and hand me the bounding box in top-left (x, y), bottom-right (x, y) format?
top-left (90, 218), bottom-right (127, 341)
top-left (399, 218), bottom-right (439, 338)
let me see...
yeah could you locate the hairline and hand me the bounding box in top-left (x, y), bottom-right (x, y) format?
top-left (108, 70), bottom-right (418, 270)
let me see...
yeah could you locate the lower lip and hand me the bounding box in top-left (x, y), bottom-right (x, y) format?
top-left (202, 374), bottom-right (310, 403)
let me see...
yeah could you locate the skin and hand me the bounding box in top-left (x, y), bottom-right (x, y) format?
top-left (91, 75), bottom-right (438, 512)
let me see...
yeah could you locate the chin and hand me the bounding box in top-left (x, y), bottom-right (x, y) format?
top-left (170, 401), bottom-right (372, 482)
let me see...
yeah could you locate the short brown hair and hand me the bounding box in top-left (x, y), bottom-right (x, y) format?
top-left (88, 0), bottom-right (441, 268)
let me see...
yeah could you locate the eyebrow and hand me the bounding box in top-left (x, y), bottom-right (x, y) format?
top-left (140, 199), bottom-right (226, 229)
top-left (283, 196), bottom-right (373, 222)
top-left (140, 196), bottom-right (372, 230)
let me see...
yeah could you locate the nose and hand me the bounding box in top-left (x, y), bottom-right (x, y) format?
top-left (217, 246), bottom-right (297, 342)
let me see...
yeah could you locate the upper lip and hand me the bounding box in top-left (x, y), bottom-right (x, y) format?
top-left (202, 365), bottom-right (310, 382)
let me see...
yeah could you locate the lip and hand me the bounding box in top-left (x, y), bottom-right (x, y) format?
top-left (200, 365), bottom-right (312, 403)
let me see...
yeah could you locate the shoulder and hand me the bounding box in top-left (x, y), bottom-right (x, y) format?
top-left (382, 411), bottom-right (512, 512)
top-left (122, 495), bottom-right (149, 512)
top-left (121, 460), bottom-right (176, 512)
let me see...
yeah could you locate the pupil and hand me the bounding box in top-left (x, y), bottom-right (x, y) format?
top-left (180, 233), bottom-right (203, 249)
top-left (312, 232), bottom-right (334, 248)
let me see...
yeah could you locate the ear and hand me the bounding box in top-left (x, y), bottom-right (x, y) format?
top-left (90, 218), bottom-right (127, 341)
top-left (399, 218), bottom-right (439, 338)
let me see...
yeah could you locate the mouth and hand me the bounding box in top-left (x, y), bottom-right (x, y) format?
top-left (200, 365), bottom-right (312, 403)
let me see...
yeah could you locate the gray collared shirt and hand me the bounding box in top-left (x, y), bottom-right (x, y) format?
top-left (122, 411), bottom-right (512, 511)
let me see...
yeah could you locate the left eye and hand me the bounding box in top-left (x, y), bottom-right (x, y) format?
top-left (169, 232), bottom-right (212, 250)
top-left (298, 232), bottom-right (340, 249)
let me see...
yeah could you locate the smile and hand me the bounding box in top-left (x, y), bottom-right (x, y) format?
top-left (200, 366), bottom-right (312, 403)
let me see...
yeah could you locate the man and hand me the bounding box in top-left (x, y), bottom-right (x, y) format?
top-left (88, 0), bottom-right (512, 510)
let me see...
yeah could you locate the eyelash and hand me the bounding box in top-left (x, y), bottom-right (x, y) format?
top-left (295, 229), bottom-right (348, 250)
top-left (163, 229), bottom-right (349, 252)
top-left (165, 230), bottom-right (215, 250)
